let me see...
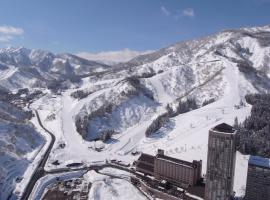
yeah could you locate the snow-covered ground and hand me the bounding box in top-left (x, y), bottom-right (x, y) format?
top-left (0, 100), bottom-right (47, 200)
top-left (29, 170), bottom-right (85, 200)
top-left (12, 114), bottom-right (51, 199)
top-left (85, 170), bottom-right (147, 200)
top-left (30, 56), bottom-right (254, 197)
top-left (1, 25), bottom-right (270, 199)
top-left (99, 167), bottom-right (132, 179)
top-left (30, 168), bottom-right (145, 200)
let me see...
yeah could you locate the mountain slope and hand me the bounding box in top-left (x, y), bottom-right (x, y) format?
top-left (0, 92), bottom-right (45, 200)
top-left (42, 25), bottom-right (269, 196)
top-left (0, 24), bottom-right (269, 199)
top-left (0, 47), bottom-right (110, 91)
top-left (70, 25), bottom-right (270, 141)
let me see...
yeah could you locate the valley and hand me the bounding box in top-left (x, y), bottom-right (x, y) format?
top-left (0, 25), bottom-right (270, 199)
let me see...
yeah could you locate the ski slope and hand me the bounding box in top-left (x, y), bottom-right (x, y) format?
top-left (31, 53), bottom-right (256, 196)
top-left (2, 25), bottom-right (270, 199)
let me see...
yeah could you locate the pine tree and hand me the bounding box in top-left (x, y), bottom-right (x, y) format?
top-left (234, 117), bottom-right (239, 129)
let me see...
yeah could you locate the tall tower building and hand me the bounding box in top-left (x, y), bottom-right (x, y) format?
top-left (245, 155), bottom-right (270, 200)
top-left (205, 123), bottom-right (236, 200)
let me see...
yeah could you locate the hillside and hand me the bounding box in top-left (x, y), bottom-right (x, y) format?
top-left (71, 25), bottom-right (270, 141)
top-left (0, 89), bottom-right (45, 200)
top-left (0, 47), bottom-right (110, 91)
top-left (0, 24), bottom-right (269, 199)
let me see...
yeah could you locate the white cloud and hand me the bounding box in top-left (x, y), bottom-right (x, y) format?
top-left (161, 6), bottom-right (170, 16)
top-left (182, 8), bottom-right (195, 18)
top-left (162, 7), bottom-right (195, 21)
top-left (0, 25), bottom-right (24, 43)
top-left (0, 35), bottom-right (13, 43)
top-left (0, 25), bottom-right (24, 35)
top-left (77, 49), bottom-right (153, 65)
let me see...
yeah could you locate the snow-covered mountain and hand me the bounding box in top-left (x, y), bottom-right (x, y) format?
top-left (71, 25), bottom-right (270, 141)
top-left (0, 47), bottom-right (110, 91)
top-left (0, 89), bottom-right (45, 200)
top-left (0, 24), bottom-right (270, 199)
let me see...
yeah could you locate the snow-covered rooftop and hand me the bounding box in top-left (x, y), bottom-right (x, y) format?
top-left (212, 123), bottom-right (236, 134)
top-left (249, 155), bottom-right (270, 169)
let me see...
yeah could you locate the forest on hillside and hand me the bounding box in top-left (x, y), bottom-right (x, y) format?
top-left (236, 94), bottom-right (270, 158)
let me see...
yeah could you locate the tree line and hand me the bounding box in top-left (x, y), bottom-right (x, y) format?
top-left (235, 93), bottom-right (270, 157)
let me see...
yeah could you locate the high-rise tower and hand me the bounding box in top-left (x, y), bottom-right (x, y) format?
top-left (205, 123), bottom-right (236, 200)
top-left (245, 155), bottom-right (270, 200)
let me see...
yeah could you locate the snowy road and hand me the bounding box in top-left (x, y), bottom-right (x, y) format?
top-left (20, 110), bottom-right (55, 200)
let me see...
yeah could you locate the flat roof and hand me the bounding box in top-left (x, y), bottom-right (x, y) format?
top-left (138, 153), bottom-right (155, 164)
top-left (212, 123), bottom-right (235, 134)
top-left (156, 154), bottom-right (199, 168)
top-left (249, 155), bottom-right (270, 169)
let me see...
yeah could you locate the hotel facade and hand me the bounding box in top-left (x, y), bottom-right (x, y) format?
top-left (205, 123), bottom-right (236, 200)
top-left (245, 155), bottom-right (270, 200)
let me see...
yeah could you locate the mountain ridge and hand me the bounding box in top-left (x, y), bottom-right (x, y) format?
top-left (0, 24), bottom-right (270, 199)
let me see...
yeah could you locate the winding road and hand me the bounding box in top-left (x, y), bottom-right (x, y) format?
top-left (20, 109), bottom-right (144, 200)
top-left (20, 110), bottom-right (56, 200)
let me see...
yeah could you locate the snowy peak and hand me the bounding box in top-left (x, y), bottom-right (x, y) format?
top-left (126, 25), bottom-right (270, 69)
top-left (0, 47), bottom-right (112, 91)
top-left (70, 24), bottom-right (270, 141)
top-left (0, 24), bottom-right (269, 200)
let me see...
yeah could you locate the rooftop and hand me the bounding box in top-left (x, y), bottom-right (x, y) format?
top-left (212, 123), bottom-right (235, 134)
top-left (138, 153), bottom-right (155, 164)
top-left (156, 154), bottom-right (199, 168)
top-left (249, 155), bottom-right (270, 169)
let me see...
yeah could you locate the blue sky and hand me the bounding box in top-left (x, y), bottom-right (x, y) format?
top-left (0, 0), bottom-right (270, 53)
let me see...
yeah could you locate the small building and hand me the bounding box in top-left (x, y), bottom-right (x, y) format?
top-left (136, 153), bottom-right (155, 176)
top-left (205, 123), bottom-right (237, 200)
top-left (245, 155), bottom-right (270, 200)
